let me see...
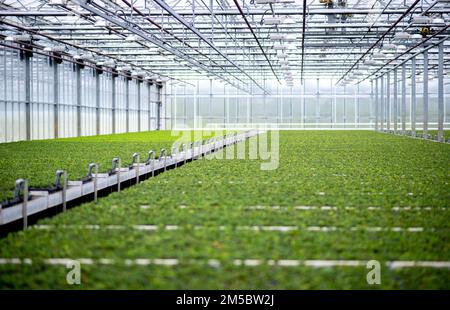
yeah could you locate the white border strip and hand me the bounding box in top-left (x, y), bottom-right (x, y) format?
top-left (245, 206), bottom-right (446, 211)
top-left (0, 258), bottom-right (449, 269)
top-left (31, 224), bottom-right (439, 233)
top-left (140, 205), bottom-right (447, 211)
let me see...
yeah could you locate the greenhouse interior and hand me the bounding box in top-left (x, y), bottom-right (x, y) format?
top-left (0, 0), bottom-right (449, 291)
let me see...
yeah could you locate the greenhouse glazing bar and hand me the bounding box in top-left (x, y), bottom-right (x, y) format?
top-left (437, 42), bottom-right (444, 142)
top-left (373, 37), bottom-right (448, 143)
top-left (411, 57), bottom-right (416, 137)
top-left (423, 50), bottom-right (429, 138)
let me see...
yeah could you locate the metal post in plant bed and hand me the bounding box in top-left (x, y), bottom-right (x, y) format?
top-left (159, 149), bottom-right (167, 172)
top-left (146, 151), bottom-right (155, 177)
top-left (87, 163), bottom-right (99, 202)
top-left (182, 143), bottom-right (187, 165)
top-left (14, 179), bottom-right (28, 229)
top-left (54, 170), bottom-right (67, 212)
top-left (190, 142), bottom-right (195, 160)
top-left (111, 158), bottom-right (122, 192)
top-left (172, 146), bottom-right (179, 168)
top-left (131, 153), bottom-right (140, 184)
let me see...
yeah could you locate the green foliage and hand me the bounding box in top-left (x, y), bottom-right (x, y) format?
top-left (0, 131), bottom-right (449, 289)
top-left (0, 130), bottom-right (217, 201)
top-left (415, 130), bottom-right (450, 141)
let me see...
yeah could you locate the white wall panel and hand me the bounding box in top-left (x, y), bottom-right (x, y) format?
top-left (166, 78), bottom-right (450, 130)
top-left (0, 46), bottom-right (165, 143)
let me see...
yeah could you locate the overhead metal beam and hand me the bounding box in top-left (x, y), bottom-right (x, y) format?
top-left (361, 25), bottom-right (450, 83)
top-left (75, 0), bottom-right (251, 93)
top-left (151, 0), bottom-right (269, 93)
top-left (231, 0), bottom-right (280, 85)
top-left (300, 0), bottom-right (307, 83)
top-left (2, 8), bottom-right (449, 16)
top-left (336, 0), bottom-right (421, 84)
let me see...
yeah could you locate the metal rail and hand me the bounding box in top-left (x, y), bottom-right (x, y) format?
top-left (0, 130), bottom-right (261, 227)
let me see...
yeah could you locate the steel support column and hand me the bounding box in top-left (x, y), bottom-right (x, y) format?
top-left (76, 64), bottom-right (82, 137)
top-left (380, 75), bottom-right (384, 131)
top-left (343, 86), bottom-right (347, 125)
top-left (356, 84), bottom-right (360, 127)
top-left (393, 68), bottom-right (398, 134)
top-left (249, 89), bottom-right (253, 125)
top-left (24, 51), bottom-right (31, 140)
top-left (375, 78), bottom-right (379, 131)
top-left (111, 74), bottom-right (116, 134)
top-left (162, 84), bottom-right (166, 130)
top-left (147, 82), bottom-right (151, 130)
top-left (331, 79), bottom-right (335, 127)
top-left (423, 49), bottom-right (429, 138)
top-left (125, 78), bottom-right (129, 133)
top-left (411, 57), bottom-right (416, 136)
top-left (137, 80), bottom-right (141, 132)
top-left (370, 79), bottom-right (373, 129)
top-left (316, 78), bottom-right (320, 126)
top-left (195, 80), bottom-right (199, 129)
top-left (302, 81), bottom-right (306, 127)
top-left (401, 63), bottom-right (406, 133)
top-left (237, 87), bottom-right (241, 125)
top-left (224, 84), bottom-right (228, 127)
top-left (171, 83), bottom-right (175, 129)
top-left (95, 70), bottom-right (100, 135)
top-left (185, 85), bottom-right (188, 127)
top-left (289, 87), bottom-right (293, 128)
top-left (437, 42), bottom-right (444, 142)
top-left (52, 58), bottom-right (59, 139)
top-left (386, 72), bottom-right (390, 131)
top-left (157, 85), bottom-right (162, 130)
